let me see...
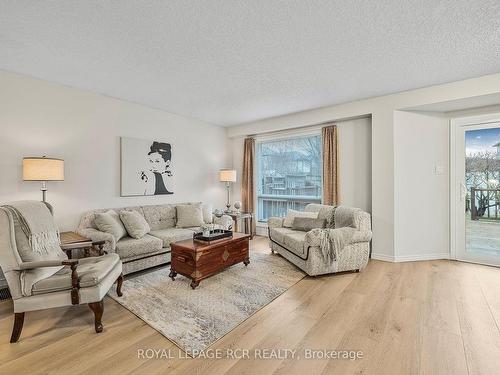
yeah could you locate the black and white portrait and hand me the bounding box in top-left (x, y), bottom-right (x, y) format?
top-left (121, 137), bottom-right (174, 196)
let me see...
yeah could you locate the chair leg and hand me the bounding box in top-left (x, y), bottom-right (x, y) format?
top-left (10, 312), bottom-right (25, 343)
top-left (88, 300), bottom-right (104, 333)
top-left (116, 273), bottom-right (124, 297)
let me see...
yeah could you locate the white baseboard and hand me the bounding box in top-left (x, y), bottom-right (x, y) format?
top-left (371, 252), bottom-right (450, 263)
top-left (371, 253), bottom-right (395, 262)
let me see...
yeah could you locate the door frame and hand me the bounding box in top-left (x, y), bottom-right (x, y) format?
top-left (450, 113), bottom-right (500, 266)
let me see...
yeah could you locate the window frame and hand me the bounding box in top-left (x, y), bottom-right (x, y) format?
top-left (255, 130), bottom-right (323, 225)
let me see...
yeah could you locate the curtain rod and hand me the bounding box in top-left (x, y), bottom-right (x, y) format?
top-left (246, 114), bottom-right (371, 138)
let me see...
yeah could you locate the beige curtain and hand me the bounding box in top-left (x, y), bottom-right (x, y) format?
top-left (322, 125), bottom-right (339, 206)
top-left (242, 138), bottom-right (255, 233)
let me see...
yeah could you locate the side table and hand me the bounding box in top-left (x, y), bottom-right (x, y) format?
top-left (60, 231), bottom-right (105, 259)
top-left (225, 212), bottom-right (254, 239)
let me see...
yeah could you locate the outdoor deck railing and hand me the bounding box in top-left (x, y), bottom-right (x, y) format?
top-left (257, 194), bottom-right (322, 222)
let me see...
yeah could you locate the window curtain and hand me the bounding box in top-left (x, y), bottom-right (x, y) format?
top-left (242, 137), bottom-right (255, 233)
top-left (322, 125), bottom-right (339, 206)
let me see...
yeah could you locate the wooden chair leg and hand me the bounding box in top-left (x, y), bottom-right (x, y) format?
top-left (116, 273), bottom-right (123, 297)
top-left (88, 300), bottom-right (104, 333)
top-left (10, 312), bottom-right (25, 343)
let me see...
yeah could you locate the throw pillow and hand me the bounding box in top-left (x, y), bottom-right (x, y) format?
top-left (292, 217), bottom-right (327, 232)
top-left (283, 209), bottom-right (319, 228)
top-left (94, 210), bottom-right (127, 241)
top-left (119, 210), bottom-right (150, 239)
top-left (176, 204), bottom-right (205, 228)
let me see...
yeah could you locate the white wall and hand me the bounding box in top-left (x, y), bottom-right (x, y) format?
top-left (0, 71), bottom-right (228, 231)
top-left (393, 111), bottom-right (449, 261)
top-left (337, 117), bottom-right (372, 212)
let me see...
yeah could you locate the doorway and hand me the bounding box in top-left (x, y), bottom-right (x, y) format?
top-left (451, 114), bottom-right (500, 267)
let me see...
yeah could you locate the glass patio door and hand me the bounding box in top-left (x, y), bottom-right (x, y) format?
top-left (452, 118), bottom-right (500, 267)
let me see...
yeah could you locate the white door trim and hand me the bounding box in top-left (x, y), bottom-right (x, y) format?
top-left (450, 113), bottom-right (500, 265)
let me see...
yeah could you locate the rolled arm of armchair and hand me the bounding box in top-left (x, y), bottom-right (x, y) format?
top-left (267, 217), bottom-right (284, 229)
top-left (77, 228), bottom-right (116, 253)
top-left (18, 259), bottom-right (79, 270)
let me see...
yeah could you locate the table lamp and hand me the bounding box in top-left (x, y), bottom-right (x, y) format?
top-left (23, 156), bottom-right (64, 202)
top-left (219, 169), bottom-right (236, 212)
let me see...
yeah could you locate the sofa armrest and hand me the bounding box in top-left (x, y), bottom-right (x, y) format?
top-left (304, 228), bottom-right (322, 247)
top-left (351, 229), bottom-right (373, 243)
top-left (304, 228), bottom-right (373, 248)
top-left (76, 228), bottom-right (116, 253)
top-left (267, 217), bottom-right (284, 229)
top-left (18, 259), bottom-right (79, 270)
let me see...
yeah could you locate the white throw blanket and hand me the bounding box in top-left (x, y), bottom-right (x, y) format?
top-left (3, 201), bottom-right (60, 254)
top-left (2, 201), bottom-right (64, 296)
top-left (319, 227), bottom-right (358, 263)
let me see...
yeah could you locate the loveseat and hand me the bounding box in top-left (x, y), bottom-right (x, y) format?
top-left (76, 203), bottom-right (231, 275)
top-left (268, 204), bottom-right (372, 276)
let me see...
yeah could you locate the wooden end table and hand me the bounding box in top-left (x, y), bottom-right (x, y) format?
top-left (169, 233), bottom-right (250, 289)
top-left (226, 212), bottom-right (254, 239)
top-left (60, 231), bottom-right (105, 259)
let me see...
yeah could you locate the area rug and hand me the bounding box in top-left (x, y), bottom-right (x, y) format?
top-left (108, 252), bottom-right (305, 354)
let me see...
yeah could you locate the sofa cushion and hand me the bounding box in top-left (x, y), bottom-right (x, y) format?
top-left (115, 234), bottom-right (163, 259)
top-left (94, 210), bottom-right (127, 241)
top-left (269, 227), bottom-right (296, 244)
top-left (292, 217), bottom-right (326, 232)
top-left (120, 210), bottom-right (151, 239)
top-left (32, 253), bottom-right (120, 295)
top-left (149, 228), bottom-right (195, 248)
top-left (282, 231), bottom-right (307, 257)
top-left (304, 204), bottom-right (336, 228)
top-left (283, 209), bottom-right (318, 228)
top-left (142, 204), bottom-right (176, 230)
top-left (176, 204), bottom-right (204, 228)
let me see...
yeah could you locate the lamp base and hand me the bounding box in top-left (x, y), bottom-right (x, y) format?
top-left (41, 181), bottom-right (47, 202)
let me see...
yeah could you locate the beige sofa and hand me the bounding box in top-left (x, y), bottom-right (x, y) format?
top-left (76, 203), bottom-right (231, 275)
top-left (268, 204), bottom-right (372, 276)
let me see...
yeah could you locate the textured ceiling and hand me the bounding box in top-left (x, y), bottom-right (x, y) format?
top-left (1, 1), bottom-right (500, 126)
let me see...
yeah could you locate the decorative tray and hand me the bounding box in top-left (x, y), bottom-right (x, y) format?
top-left (193, 229), bottom-right (233, 242)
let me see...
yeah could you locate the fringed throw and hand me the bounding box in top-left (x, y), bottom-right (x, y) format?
top-left (319, 227), bottom-right (357, 263)
top-left (3, 201), bottom-right (60, 255)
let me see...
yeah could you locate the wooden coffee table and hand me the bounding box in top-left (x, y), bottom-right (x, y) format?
top-left (169, 233), bottom-right (250, 289)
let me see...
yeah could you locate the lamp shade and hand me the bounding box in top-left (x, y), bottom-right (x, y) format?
top-left (23, 157), bottom-right (64, 181)
top-left (219, 169), bottom-right (236, 182)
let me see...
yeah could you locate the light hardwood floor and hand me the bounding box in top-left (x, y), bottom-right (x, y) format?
top-left (1, 236), bottom-right (500, 374)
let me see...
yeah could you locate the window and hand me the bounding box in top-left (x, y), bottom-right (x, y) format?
top-left (256, 134), bottom-right (322, 222)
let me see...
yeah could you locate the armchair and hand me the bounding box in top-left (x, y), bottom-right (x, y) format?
top-left (0, 202), bottom-right (123, 343)
top-left (268, 204), bottom-right (372, 276)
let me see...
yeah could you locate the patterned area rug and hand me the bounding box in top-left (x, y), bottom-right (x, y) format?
top-left (108, 252), bottom-right (305, 354)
